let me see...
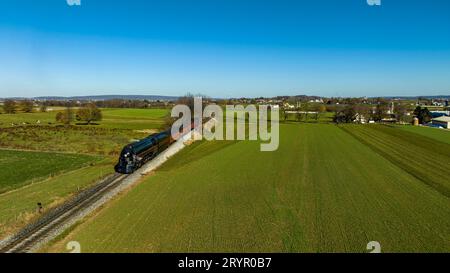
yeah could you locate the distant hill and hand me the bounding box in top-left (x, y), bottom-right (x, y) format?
top-left (30, 95), bottom-right (179, 101)
top-left (378, 95), bottom-right (450, 100)
top-left (273, 94), bottom-right (450, 100)
top-left (2, 94), bottom-right (449, 101)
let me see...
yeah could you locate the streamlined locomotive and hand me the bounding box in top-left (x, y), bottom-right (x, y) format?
top-left (114, 131), bottom-right (171, 174)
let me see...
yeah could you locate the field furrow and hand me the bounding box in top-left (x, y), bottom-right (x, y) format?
top-left (339, 125), bottom-right (450, 198)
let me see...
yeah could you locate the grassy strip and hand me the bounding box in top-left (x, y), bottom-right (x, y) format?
top-left (0, 149), bottom-right (101, 193)
top-left (0, 161), bottom-right (113, 239)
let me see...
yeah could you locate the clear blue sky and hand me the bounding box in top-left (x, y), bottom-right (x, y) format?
top-left (1, 0), bottom-right (450, 98)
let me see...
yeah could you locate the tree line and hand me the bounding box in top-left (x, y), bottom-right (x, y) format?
top-left (44, 99), bottom-right (173, 109)
top-left (55, 103), bottom-right (103, 125)
top-left (1, 99), bottom-right (48, 114)
top-left (331, 102), bottom-right (430, 124)
top-left (1, 99), bottom-right (173, 114)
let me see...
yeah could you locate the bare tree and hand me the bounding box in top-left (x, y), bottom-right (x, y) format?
top-left (296, 111), bottom-right (302, 122)
top-left (21, 100), bottom-right (34, 113)
top-left (3, 99), bottom-right (16, 114)
top-left (40, 101), bottom-right (48, 112)
top-left (394, 102), bottom-right (408, 123)
top-left (333, 104), bottom-right (357, 123)
top-left (301, 101), bottom-right (310, 121)
top-left (56, 104), bottom-right (74, 125)
top-left (372, 102), bottom-right (388, 122)
top-left (176, 93), bottom-right (196, 113)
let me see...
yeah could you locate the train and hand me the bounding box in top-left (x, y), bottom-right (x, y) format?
top-left (115, 120), bottom-right (198, 174)
top-left (114, 130), bottom-right (171, 174)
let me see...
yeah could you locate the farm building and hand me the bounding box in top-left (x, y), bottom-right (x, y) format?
top-left (432, 116), bottom-right (450, 129)
top-left (431, 111), bottom-right (450, 118)
top-left (354, 113), bottom-right (367, 124)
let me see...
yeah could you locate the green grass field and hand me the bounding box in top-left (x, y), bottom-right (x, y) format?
top-left (0, 111), bottom-right (56, 127)
top-left (44, 123), bottom-right (450, 253)
top-left (0, 108), bottom-right (168, 239)
top-left (0, 161), bottom-right (113, 238)
top-left (282, 111), bottom-right (334, 123)
top-left (340, 125), bottom-right (450, 198)
top-left (97, 108), bottom-right (169, 130)
top-left (0, 108), bottom-right (169, 130)
top-left (0, 108), bottom-right (169, 155)
top-left (101, 108), bottom-right (168, 119)
top-left (0, 126), bottom-right (146, 156)
top-left (396, 125), bottom-right (450, 145)
top-left (0, 149), bottom-right (100, 193)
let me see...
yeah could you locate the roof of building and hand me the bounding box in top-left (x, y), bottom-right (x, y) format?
top-left (432, 116), bottom-right (450, 122)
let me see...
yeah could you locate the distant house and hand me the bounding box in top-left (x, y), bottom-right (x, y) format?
top-left (381, 117), bottom-right (397, 123)
top-left (432, 116), bottom-right (450, 129)
top-left (283, 103), bottom-right (295, 109)
top-left (354, 113), bottom-right (367, 124)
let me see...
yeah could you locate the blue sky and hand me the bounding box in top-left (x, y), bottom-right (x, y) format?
top-left (1, 0), bottom-right (450, 98)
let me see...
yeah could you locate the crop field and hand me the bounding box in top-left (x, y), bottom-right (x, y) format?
top-left (0, 108), bottom-right (168, 239)
top-left (0, 161), bottom-right (113, 238)
top-left (101, 108), bottom-right (168, 119)
top-left (0, 108), bottom-right (169, 155)
top-left (396, 125), bottom-right (450, 145)
top-left (0, 111), bottom-right (56, 127)
top-left (96, 108), bottom-right (169, 130)
top-left (0, 149), bottom-right (100, 193)
top-left (339, 125), bottom-right (450, 198)
top-left (282, 111), bottom-right (334, 123)
top-left (0, 126), bottom-right (146, 156)
top-left (44, 123), bottom-right (450, 253)
top-left (0, 108), bottom-right (169, 130)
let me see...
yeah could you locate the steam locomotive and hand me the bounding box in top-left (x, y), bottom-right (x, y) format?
top-left (115, 120), bottom-right (198, 174)
top-left (114, 130), bottom-right (171, 174)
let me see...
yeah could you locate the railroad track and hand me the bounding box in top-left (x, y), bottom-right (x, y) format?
top-left (0, 173), bottom-right (129, 253)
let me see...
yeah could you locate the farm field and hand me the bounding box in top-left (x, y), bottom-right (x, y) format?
top-left (0, 161), bottom-right (113, 239)
top-left (340, 125), bottom-right (450, 198)
top-left (396, 125), bottom-right (450, 145)
top-left (282, 111), bottom-right (334, 123)
top-left (0, 108), bottom-right (169, 130)
top-left (0, 149), bottom-right (100, 193)
top-left (0, 111), bottom-right (57, 127)
top-left (0, 108), bottom-right (168, 240)
top-left (0, 126), bottom-right (146, 156)
top-left (44, 123), bottom-right (450, 253)
top-left (0, 108), bottom-right (169, 155)
top-left (96, 108), bottom-right (169, 130)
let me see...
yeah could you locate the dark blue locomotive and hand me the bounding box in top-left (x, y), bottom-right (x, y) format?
top-left (114, 131), bottom-right (171, 174)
